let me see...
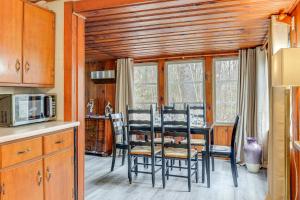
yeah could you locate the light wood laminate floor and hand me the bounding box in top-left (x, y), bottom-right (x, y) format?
top-left (85, 155), bottom-right (267, 200)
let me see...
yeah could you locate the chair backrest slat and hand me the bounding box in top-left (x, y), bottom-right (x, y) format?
top-left (231, 116), bottom-right (240, 150)
top-left (128, 120), bottom-right (151, 125)
top-left (161, 105), bottom-right (191, 151)
top-left (126, 105), bottom-right (155, 149)
top-left (109, 112), bottom-right (127, 145)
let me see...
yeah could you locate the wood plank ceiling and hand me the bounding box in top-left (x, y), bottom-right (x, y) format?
top-left (81, 0), bottom-right (294, 61)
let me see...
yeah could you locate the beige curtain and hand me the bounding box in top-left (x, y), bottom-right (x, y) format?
top-left (115, 58), bottom-right (134, 114)
top-left (236, 48), bottom-right (257, 163)
top-left (255, 47), bottom-right (269, 167)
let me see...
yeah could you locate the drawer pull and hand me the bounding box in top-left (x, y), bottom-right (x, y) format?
top-left (17, 148), bottom-right (31, 155)
top-left (37, 170), bottom-right (43, 186)
top-left (46, 167), bottom-right (52, 181)
top-left (55, 140), bottom-right (64, 144)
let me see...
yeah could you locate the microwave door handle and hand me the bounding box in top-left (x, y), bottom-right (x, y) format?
top-left (49, 97), bottom-right (53, 118)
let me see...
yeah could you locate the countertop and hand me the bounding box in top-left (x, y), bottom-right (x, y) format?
top-left (0, 121), bottom-right (80, 144)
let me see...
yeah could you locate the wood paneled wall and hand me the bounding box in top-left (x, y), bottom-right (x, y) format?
top-left (291, 3), bottom-right (300, 47)
top-left (85, 60), bottom-right (116, 114)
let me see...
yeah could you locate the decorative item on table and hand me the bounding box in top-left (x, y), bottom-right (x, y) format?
top-left (87, 99), bottom-right (95, 115)
top-left (244, 137), bottom-right (262, 173)
top-left (105, 101), bottom-right (113, 117)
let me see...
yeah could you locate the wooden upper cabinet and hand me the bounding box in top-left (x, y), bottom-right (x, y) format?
top-left (23, 3), bottom-right (55, 86)
top-left (0, 0), bottom-right (23, 84)
top-left (0, 159), bottom-right (44, 200)
top-left (44, 148), bottom-right (74, 200)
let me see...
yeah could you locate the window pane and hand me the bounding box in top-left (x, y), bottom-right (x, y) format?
top-left (133, 64), bottom-right (158, 108)
top-left (214, 58), bottom-right (239, 123)
top-left (167, 61), bottom-right (204, 104)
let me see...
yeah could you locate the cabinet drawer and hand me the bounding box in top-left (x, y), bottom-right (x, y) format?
top-left (0, 137), bottom-right (43, 168)
top-left (43, 129), bottom-right (74, 154)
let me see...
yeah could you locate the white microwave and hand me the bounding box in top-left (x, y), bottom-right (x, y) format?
top-left (0, 94), bottom-right (56, 127)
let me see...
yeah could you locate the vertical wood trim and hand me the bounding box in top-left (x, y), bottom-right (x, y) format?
top-left (76, 16), bottom-right (86, 200)
top-left (64, 2), bottom-right (85, 200)
top-left (158, 59), bottom-right (165, 106)
top-left (205, 56), bottom-right (213, 123)
top-left (64, 2), bottom-right (74, 121)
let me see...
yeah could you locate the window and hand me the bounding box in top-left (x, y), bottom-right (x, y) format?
top-left (133, 63), bottom-right (158, 108)
top-left (166, 60), bottom-right (205, 105)
top-left (213, 57), bottom-right (239, 124)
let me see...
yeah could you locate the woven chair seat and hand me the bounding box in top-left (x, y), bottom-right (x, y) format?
top-left (130, 146), bottom-right (161, 156)
top-left (164, 148), bottom-right (197, 159)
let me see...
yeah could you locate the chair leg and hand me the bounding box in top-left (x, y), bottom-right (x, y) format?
top-left (179, 160), bottom-right (182, 171)
top-left (143, 157), bottom-right (146, 168)
top-left (187, 158), bottom-right (191, 192)
top-left (111, 145), bottom-right (117, 172)
top-left (211, 155), bottom-right (215, 171)
top-left (195, 154), bottom-right (199, 183)
top-left (171, 159), bottom-right (173, 171)
top-left (201, 153), bottom-right (205, 183)
top-left (128, 154), bottom-right (132, 184)
top-left (122, 149), bottom-right (126, 166)
top-left (162, 157), bottom-right (166, 189)
top-left (134, 157), bottom-right (138, 176)
top-left (230, 156), bottom-right (238, 187)
top-left (166, 160), bottom-right (170, 180)
top-left (151, 156), bottom-right (155, 187)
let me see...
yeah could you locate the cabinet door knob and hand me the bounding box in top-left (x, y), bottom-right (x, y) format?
top-left (25, 62), bottom-right (30, 72)
top-left (37, 170), bottom-right (43, 186)
top-left (15, 59), bottom-right (21, 72)
top-left (46, 167), bottom-right (52, 181)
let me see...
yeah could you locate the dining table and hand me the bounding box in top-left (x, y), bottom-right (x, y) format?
top-left (128, 123), bottom-right (214, 188)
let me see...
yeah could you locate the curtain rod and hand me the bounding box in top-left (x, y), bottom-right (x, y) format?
top-left (134, 52), bottom-right (238, 62)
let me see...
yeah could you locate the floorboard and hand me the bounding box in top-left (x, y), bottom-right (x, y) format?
top-left (85, 155), bottom-right (267, 200)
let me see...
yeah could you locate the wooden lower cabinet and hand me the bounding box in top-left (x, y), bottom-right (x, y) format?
top-left (44, 148), bottom-right (74, 200)
top-left (0, 129), bottom-right (75, 200)
top-left (0, 159), bottom-right (44, 200)
top-left (85, 118), bottom-right (112, 156)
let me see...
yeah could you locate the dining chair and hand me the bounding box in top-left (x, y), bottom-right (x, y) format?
top-left (202, 115), bottom-right (240, 187)
top-left (161, 105), bottom-right (199, 192)
top-left (109, 113), bottom-right (128, 172)
top-left (126, 105), bottom-right (161, 187)
top-left (180, 103), bottom-right (206, 147)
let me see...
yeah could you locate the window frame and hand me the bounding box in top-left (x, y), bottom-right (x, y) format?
top-left (213, 56), bottom-right (239, 125)
top-left (165, 59), bottom-right (206, 105)
top-left (133, 62), bottom-right (159, 106)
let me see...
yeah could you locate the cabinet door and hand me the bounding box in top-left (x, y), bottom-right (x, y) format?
top-left (0, 159), bottom-right (43, 200)
top-left (0, 0), bottom-right (23, 84)
top-left (44, 148), bottom-right (74, 200)
top-left (23, 3), bottom-right (55, 86)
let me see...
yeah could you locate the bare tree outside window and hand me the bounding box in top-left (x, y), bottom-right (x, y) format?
top-left (214, 58), bottom-right (239, 124)
top-left (133, 63), bottom-right (158, 109)
top-left (167, 60), bottom-right (204, 105)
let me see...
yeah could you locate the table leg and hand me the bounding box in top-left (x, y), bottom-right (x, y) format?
top-left (205, 131), bottom-right (210, 188)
